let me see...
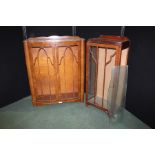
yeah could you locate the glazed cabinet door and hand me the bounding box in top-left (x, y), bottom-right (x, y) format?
top-left (56, 45), bottom-right (81, 102)
top-left (29, 46), bottom-right (58, 104)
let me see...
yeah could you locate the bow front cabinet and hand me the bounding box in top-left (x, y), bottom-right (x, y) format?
top-left (23, 36), bottom-right (84, 106)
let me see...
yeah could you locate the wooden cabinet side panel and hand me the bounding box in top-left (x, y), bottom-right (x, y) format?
top-left (23, 41), bottom-right (36, 105)
top-left (85, 43), bottom-right (89, 105)
top-left (80, 39), bottom-right (85, 102)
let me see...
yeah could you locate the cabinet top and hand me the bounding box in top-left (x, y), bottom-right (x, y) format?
top-left (25, 36), bottom-right (84, 42)
top-left (87, 35), bottom-right (130, 48)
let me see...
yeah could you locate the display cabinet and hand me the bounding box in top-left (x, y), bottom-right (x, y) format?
top-left (24, 36), bottom-right (84, 106)
top-left (86, 35), bottom-right (130, 116)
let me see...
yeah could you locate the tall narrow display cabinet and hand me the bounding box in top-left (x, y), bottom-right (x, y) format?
top-left (86, 35), bottom-right (130, 114)
top-left (24, 36), bottom-right (85, 106)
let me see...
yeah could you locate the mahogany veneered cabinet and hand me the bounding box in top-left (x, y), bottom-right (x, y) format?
top-left (24, 36), bottom-right (84, 106)
top-left (86, 35), bottom-right (130, 114)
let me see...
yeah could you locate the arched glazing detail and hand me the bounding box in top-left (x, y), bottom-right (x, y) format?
top-left (57, 46), bottom-right (79, 100)
top-left (32, 47), bottom-right (57, 102)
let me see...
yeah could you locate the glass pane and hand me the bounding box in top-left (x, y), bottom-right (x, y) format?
top-left (88, 47), bottom-right (97, 104)
top-left (96, 48), bottom-right (116, 109)
top-left (58, 46), bottom-right (79, 100)
top-left (87, 47), bottom-right (116, 112)
top-left (31, 47), bottom-right (57, 102)
top-left (107, 65), bottom-right (128, 119)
